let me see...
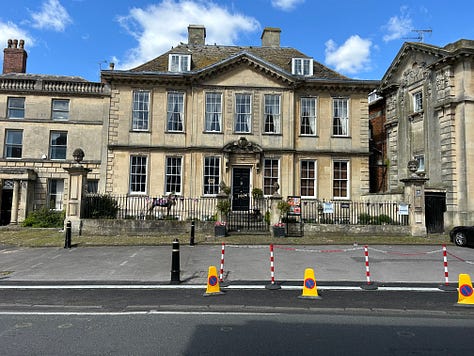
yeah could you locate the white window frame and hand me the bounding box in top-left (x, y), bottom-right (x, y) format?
top-left (167, 92), bottom-right (185, 132)
top-left (7, 97), bottom-right (25, 119)
top-left (165, 156), bottom-right (182, 194)
top-left (235, 93), bottom-right (252, 133)
top-left (292, 58), bottom-right (313, 76)
top-left (52, 99), bottom-right (70, 120)
top-left (300, 160), bottom-right (317, 198)
top-left (264, 94), bottom-right (281, 134)
top-left (203, 156), bottom-right (221, 195)
top-left (4, 129), bottom-right (23, 159)
top-left (332, 97), bottom-right (349, 137)
top-left (300, 97), bottom-right (317, 136)
top-left (263, 158), bottom-right (280, 196)
top-left (48, 179), bottom-right (64, 211)
top-left (204, 92), bottom-right (222, 132)
top-left (129, 155), bottom-right (148, 194)
top-left (333, 160), bottom-right (350, 199)
top-left (132, 90), bottom-right (150, 131)
top-left (168, 54), bottom-right (191, 72)
top-left (413, 91), bottom-right (423, 113)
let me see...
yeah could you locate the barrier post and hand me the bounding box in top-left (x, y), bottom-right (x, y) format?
top-left (360, 245), bottom-right (377, 290)
top-left (265, 244), bottom-right (281, 290)
top-left (190, 220), bottom-right (195, 246)
top-left (64, 220), bottom-right (72, 249)
top-left (439, 244), bottom-right (457, 291)
top-left (219, 242), bottom-right (229, 286)
top-left (170, 239), bottom-right (180, 284)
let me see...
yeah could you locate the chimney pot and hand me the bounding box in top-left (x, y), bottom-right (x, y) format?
top-left (3, 39), bottom-right (28, 74)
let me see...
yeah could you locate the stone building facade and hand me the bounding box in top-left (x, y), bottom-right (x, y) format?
top-left (101, 25), bottom-right (378, 211)
top-left (0, 39), bottom-right (110, 224)
top-left (375, 40), bottom-right (474, 230)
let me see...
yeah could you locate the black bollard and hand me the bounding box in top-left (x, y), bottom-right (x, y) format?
top-left (170, 239), bottom-right (180, 284)
top-left (190, 220), bottom-right (195, 246)
top-left (64, 220), bottom-right (72, 249)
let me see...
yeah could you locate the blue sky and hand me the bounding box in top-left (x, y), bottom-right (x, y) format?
top-left (1, 0), bottom-right (473, 82)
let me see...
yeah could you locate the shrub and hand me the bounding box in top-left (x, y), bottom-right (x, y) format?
top-left (374, 214), bottom-right (393, 225)
top-left (358, 213), bottom-right (372, 225)
top-left (22, 208), bottom-right (65, 228)
top-left (85, 194), bottom-right (119, 219)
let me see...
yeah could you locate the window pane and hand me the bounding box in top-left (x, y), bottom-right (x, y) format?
top-left (7, 97), bottom-right (25, 118)
top-left (333, 161), bottom-right (349, 198)
top-left (49, 131), bottom-right (67, 159)
top-left (300, 160), bottom-right (316, 197)
top-left (130, 156), bottom-right (147, 193)
top-left (204, 156), bottom-right (220, 194)
top-left (166, 157), bottom-right (182, 194)
top-left (301, 97), bottom-right (316, 135)
top-left (235, 94), bottom-right (251, 133)
top-left (4, 130), bottom-right (23, 158)
top-left (333, 98), bottom-right (348, 136)
top-left (167, 92), bottom-right (184, 131)
top-left (205, 93), bottom-right (222, 132)
top-left (263, 159), bottom-right (279, 195)
top-left (52, 99), bottom-right (70, 120)
top-left (48, 179), bottom-right (64, 210)
top-left (264, 94), bottom-right (281, 134)
top-left (132, 91), bottom-right (150, 130)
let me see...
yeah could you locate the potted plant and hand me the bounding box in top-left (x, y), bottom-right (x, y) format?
top-left (273, 200), bottom-right (291, 237)
top-left (215, 199), bottom-right (231, 237)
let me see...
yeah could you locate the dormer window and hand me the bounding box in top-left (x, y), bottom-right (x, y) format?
top-left (292, 58), bottom-right (313, 76)
top-left (168, 54), bottom-right (191, 72)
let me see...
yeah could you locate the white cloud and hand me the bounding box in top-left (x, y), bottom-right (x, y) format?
top-left (0, 21), bottom-right (34, 52)
top-left (116, 0), bottom-right (260, 70)
top-left (382, 6), bottom-right (413, 42)
top-left (325, 35), bottom-right (372, 75)
top-left (30, 0), bottom-right (72, 32)
top-left (271, 0), bottom-right (304, 11)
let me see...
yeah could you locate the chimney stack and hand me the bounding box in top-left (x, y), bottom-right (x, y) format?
top-left (261, 27), bottom-right (281, 47)
top-left (3, 39), bottom-right (27, 74)
top-left (188, 25), bottom-right (206, 45)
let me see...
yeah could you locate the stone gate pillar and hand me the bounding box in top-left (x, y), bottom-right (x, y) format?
top-left (401, 159), bottom-right (429, 236)
top-left (64, 148), bottom-right (90, 233)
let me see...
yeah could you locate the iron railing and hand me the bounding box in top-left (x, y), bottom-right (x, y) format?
top-left (83, 194), bottom-right (409, 226)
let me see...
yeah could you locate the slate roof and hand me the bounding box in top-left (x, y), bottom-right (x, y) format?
top-left (129, 43), bottom-right (349, 80)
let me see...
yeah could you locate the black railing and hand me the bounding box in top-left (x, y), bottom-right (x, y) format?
top-left (83, 194), bottom-right (408, 226)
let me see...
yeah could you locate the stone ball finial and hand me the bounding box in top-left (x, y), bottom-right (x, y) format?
top-left (72, 148), bottom-right (85, 163)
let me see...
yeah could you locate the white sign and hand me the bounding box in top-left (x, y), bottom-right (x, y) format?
top-left (398, 203), bottom-right (409, 216)
top-left (323, 202), bottom-right (334, 214)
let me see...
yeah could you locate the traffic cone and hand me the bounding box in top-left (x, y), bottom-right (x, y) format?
top-left (204, 265), bottom-right (224, 296)
top-left (456, 274), bottom-right (474, 306)
top-left (298, 268), bottom-right (321, 299)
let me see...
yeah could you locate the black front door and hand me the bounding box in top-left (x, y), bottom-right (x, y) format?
top-left (232, 167), bottom-right (250, 211)
top-left (425, 192), bottom-right (446, 233)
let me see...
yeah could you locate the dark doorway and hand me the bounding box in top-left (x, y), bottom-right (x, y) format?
top-left (0, 189), bottom-right (13, 225)
top-left (232, 167), bottom-right (250, 211)
top-left (425, 192), bottom-right (446, 233)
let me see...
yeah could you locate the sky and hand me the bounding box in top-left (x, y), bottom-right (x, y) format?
top-left (1, 0), bottom-right (473, 82)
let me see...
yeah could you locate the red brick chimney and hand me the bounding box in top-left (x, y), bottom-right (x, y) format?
top-left (3, 39), bottom-right (27, 74)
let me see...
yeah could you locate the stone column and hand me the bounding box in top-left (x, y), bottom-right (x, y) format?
top-left (10, 180), bottom-right (20, 224)
top-left (400, 159), bottom-right (429, 236)
top-left (270, 182), bottom-right (283, 237)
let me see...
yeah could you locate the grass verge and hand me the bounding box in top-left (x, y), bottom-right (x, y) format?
top-left (0, 226), bottom-right (451, 247)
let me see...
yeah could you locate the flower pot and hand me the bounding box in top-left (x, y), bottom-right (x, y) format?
top-left (273, 226), bottom-right (286, 238)
top-left (214, 225), bottom-right (227, 237)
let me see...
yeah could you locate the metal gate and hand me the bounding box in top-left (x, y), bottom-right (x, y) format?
top-left (227, 198), bottom-right (270, 232)
top-left (425, 192), bottom-right (446, 233)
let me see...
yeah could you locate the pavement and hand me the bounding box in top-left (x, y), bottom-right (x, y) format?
top-left (1, 242), bottom-right (474, 288)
